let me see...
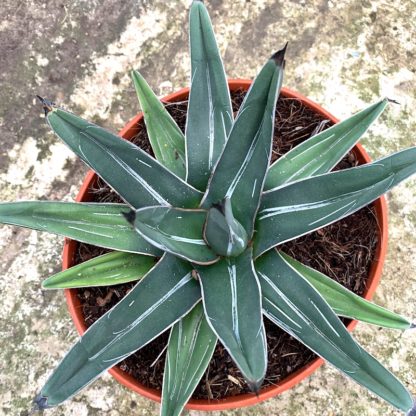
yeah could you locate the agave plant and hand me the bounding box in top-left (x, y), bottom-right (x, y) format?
top-left (1, 1), bottom-right (415, 415)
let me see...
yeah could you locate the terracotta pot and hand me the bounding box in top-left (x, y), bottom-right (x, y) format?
top-left (63, 79), bottom-right (388, 411)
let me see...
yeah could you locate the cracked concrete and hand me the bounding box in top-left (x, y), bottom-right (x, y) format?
top-left (0, 0), bottom-right (415, 415)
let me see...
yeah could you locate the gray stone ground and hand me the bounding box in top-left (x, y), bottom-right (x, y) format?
top-left (0, 0), bottom-right (415, 415)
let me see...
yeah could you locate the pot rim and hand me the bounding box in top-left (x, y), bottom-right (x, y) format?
top-left (63, 79), bottom-right (388, 411)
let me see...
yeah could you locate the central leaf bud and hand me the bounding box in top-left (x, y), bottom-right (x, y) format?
top-left (203, 198), bottom-right (248, 257)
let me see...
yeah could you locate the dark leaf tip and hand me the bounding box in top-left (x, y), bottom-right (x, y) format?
top-left (32, 393), bottom-right (49, 411)
top-left (406, 401), bottom-right (416, 416)
top-left (387, 97), bottom-right (400, 105)
top-left (36, 95), bottom-right (55, 116)
top-left (410, 321), bottom-right (416, 329)
top-left (271, 42), bottom-right (288, 66)
top-left (122, 210), bottom-right (136, 225)
top-left (247, 380), bottom-right (262, 395)
top-left (211, 198), bottom-right (227, 215)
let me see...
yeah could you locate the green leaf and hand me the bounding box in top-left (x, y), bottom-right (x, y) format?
top-left (280, 252), bottom-right (411, 330)
top-left (254, 147), bottom-right (416, 257)
top-left (131, 70), bottom-right (186, 178)
top-left (196, 248), bottom-right (267, 391)
top-left (0, 201), bottom-right (160, 256)
top-left (161, 302), bottom-right (217, 416)
top-left (256, 249), bottom-right (413, 412)
top-left (201, 46), bottom-right (286, 237)
top-left (45, 103), bottom-right (201, 209)
top-left (35, 254), bottom-right (200, 409)
top-left (203, 197), bottom-right (248, 257)
top-left (42, 251), bottom-right (156, 289)
top-left (264, 99), bottom-right (389, 190)
top-left (186, 0), bottom-right (234, 190)
top-left (132, 206), bottom-right (218, 265)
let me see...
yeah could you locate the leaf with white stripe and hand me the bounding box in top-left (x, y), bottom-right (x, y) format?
top-left (41, 99), bottom-right (201, 209)
top-left (0, 201), bottom-right (160, 256)
top-left (131, 206), bottom-right (218, 265)
top-left (281, 252), bottom-right (412, 330)
top-left (35, 254), bottom-right (200, 409)
top-left (196, 248), bottom-right (267, 391)
top-left (256, 249), bottom-right (413, 412)
top-left (186, 0), bottom-right (233, 190)
top-left (161, 302), bottom-right (217, 416)
top-left (254, 147), bottom-right (416, 257)
top-left (201, 46), bottom-right (286, 237)
top-left (132, 70), bottom-right (186, 178)
top-left (203, 197), bottom-right (248, 257)
top-left (264, 99), bottom-right (389, 190)
top-left (42, 251), bottom-right (156, 289)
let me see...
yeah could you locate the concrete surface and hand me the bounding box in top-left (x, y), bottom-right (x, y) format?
top-left (0, 1), bottom-right (415, 415)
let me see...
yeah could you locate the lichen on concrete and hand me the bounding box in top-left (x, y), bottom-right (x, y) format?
top-left (0, 0), bottom-right (415, 415)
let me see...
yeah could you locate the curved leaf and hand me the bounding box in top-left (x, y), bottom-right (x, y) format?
top-left (131, 206), bottom-right (218, 265)
top-left (196, 248), bottom-right (267, 391)
top-left (256, 249), bottom-right (413, 412)
top-left (254, 147), bottom-right (416, 257)
top-left (201, 46), bottom-right (286, 237)
top-left (203, 197), bottom-right (248, 257)
top-left (132, 70), bottom-right (186, 178)
top-left (186, 0), bottom-right (233, 190)
top-left (43, 102), bottom-right (201, 209)
top-left (0, 201), bottom-right (160, 255)
top-left (264, 99), bottom-right (389, 190)
top-left (161, 302), bottom-right (217, 416)
top-left (42, 251), bottom-right (156, 289)
top-left (280, 252), bottom-right (411, 330)
top-left (35, 254), bottom-right (200, 409)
